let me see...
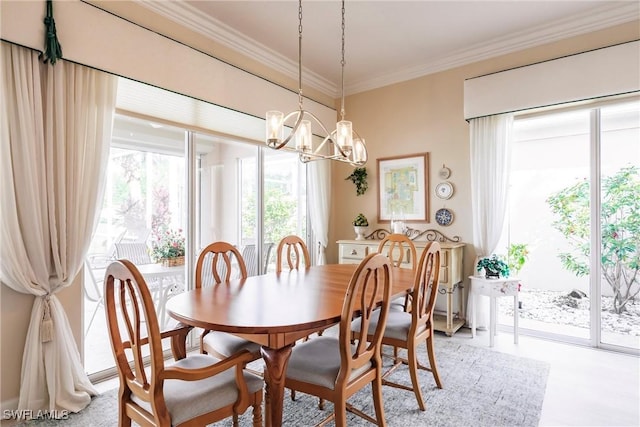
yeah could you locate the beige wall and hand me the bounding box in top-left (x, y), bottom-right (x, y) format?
top-left (1, 0), bottom-right (638, 407)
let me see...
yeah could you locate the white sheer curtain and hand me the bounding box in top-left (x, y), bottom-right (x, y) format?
top-left (0, 42), bottom-right (117, 413)
top-left (308, 161), bottom-right (331, 264)
top-left (469, 113), bottom-right (514, 327)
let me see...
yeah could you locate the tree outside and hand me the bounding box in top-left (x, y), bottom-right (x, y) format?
top-left (547, 165), bottom-right (640, 314)
top-left (242, 185), bottom-right (300, 246)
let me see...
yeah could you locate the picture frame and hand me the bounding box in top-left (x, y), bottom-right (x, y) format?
top-left (377, 152), bottom-right (429, 223)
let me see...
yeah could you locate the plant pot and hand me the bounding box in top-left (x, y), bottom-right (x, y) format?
top-left (354, 226), bottom-right (368, 240)
top-left (484, 268), bottom-right (500, 279)
top-left (161, 256), bottom-right (185, 267)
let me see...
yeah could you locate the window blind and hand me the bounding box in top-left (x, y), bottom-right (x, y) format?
top-left (464, 40), bottom-right (640, 120)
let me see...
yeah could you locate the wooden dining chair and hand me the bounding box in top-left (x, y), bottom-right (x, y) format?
top-left (352, 241), bottom-right (443, 411)
top-left (195, 242), bottom-right (262, 365)
top-left (276, 234), bottom-right (321, 344)
top-left (275, 235), bottom-right (311, 273)
top-left (284, 253), bottom-right (393, 427)
top-left (378, 233), bottom-right (418, 312)
top-left (104, 259), bottom-right (263, 427)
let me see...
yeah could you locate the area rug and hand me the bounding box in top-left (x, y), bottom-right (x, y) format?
top-left (17, 338), bottom-right (549, 427)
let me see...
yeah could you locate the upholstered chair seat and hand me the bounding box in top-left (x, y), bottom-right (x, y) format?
top-left (131, 354), bottom-right (264, 426)
top-left (201, 331), bottom-right (262, 359)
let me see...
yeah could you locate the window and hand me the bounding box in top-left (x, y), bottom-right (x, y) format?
top-left (85, 113), bottom-right (312, 376)
top-left (498, 97), bottom-right (640, 353)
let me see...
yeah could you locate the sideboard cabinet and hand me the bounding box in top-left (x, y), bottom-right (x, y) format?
top-left (337, 239), bottom-right (466, 336)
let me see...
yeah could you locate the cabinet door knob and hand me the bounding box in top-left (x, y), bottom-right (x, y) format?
top-left (350, 249), bottom-right (357, 255)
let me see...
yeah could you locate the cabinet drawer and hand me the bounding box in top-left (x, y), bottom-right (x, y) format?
top-left (340, 243), bottom-right (368, 261)
top-left (440, 249), bottom-right (449, 267)
top-left (439, 267), bottom-right (448, 284)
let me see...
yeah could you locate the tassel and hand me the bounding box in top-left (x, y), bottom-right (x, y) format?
top-left (40, 0), bottom-right (63, 65)
top-left (41, 297), bottom-right (53, 343)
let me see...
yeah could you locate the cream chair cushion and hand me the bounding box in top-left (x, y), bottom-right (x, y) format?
top-left (285, 337), bottom-right (373, 390)
top-left (131, 354), bottom-right (263, 426)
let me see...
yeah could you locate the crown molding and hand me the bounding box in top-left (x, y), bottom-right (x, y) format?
top-left (134, 0), bottom-right (338, 96)
top-left (346, 2), bottom-right (640, 95)
top-left (136, 1), bottom-right (638, 98)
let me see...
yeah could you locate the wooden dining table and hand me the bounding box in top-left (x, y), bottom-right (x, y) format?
top-left (165, 263), bottom-right (416, 427)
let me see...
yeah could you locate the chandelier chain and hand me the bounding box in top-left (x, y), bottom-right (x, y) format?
top-left (340, 0), bottom-right (346, 120)
top-left (298, 0), bottom-right (304, 110)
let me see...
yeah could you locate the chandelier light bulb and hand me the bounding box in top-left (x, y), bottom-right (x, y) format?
top-left (295, 120), bottom-right (312, 152)
top-left (336, 120), bottom-right (353, 155)
top-left (266, 111), bottom-right (284, 147)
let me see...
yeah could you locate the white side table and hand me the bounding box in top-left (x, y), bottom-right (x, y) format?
top-left (469, 276), bottom-right (521, 347)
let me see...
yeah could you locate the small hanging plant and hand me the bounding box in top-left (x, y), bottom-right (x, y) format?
top-left (345, 167), bottom-right (368, 196)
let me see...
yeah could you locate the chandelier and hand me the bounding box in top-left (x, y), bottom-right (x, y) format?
top-left (265, 0), bottom-right (367, 166)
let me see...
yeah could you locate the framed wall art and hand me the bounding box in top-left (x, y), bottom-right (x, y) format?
top-left (377, 152), bottom-right (429, 222)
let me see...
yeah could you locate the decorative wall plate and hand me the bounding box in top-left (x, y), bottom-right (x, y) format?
top-left (438, 166), bottom-right (451, 180)
top-left (435, 181), bottom-right (454, 200)
top-left (435, 208), bottom-right (454, 226)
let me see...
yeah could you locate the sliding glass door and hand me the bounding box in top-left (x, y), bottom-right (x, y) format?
top-left (598, 101), bottom-right (640, 349)
top-left (498, 109), bottom-right (591, 341)
top-left (84, 114), bottom-right (311, 377)
top-left (498, 97), bottom-right (640, 352)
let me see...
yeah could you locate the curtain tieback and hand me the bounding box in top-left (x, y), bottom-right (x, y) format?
top-left (41, 295), bottom-right (53, 343)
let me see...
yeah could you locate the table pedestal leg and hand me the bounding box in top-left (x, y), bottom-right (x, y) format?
top-left (261, 344), bottom-right (294, 427)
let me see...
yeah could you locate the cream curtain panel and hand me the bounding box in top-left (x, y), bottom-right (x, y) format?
top-left (469, 113), bottom-right (514, 326)
top-left (0, 42), bottom-right (117, 413)
top-left (308, 161), bottom-right (331, 265)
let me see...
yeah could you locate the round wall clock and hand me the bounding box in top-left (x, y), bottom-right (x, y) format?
top-left (435, 208), bottom-right (454, 226)
top-left (435, 181), bottom-right (454, 200)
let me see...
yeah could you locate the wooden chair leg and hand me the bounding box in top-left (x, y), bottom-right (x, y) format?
top-left (372, 375), bottom-right (387, 426)
top-left (334, 399), bottom-right (348, 427)
top-left (426, 337), bottom-right (443, 389)
top-left (252, 395), bottom-right (263, 427)
top-left (407, 345), bottom-right (426, 411)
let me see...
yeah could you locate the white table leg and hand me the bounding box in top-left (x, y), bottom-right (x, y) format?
top-left (471, 292), bottom-right (476, 339)
top-left (514, 293), bottom-right (519, 344)
top-left (489, 296), bottom-right (496, 347)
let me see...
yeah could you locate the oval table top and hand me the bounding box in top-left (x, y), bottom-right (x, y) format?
top-left (166, 263), bottom-right (415, 335)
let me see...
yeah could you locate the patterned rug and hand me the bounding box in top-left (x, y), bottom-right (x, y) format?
top-left (17, 337), bottom-right (549, 427)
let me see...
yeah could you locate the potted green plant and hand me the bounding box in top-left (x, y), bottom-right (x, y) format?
top-left (352, 213), bottom-right (369, 240)
top-left (477, 254), bottom-right (510, 279)
top-left (345, 167), bottom-right (368, 196)
top-left (507, 243), bottom-right (529, 275)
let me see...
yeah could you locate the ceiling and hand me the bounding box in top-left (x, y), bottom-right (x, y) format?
top-left (138, 1), bottom-right (638, 98)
